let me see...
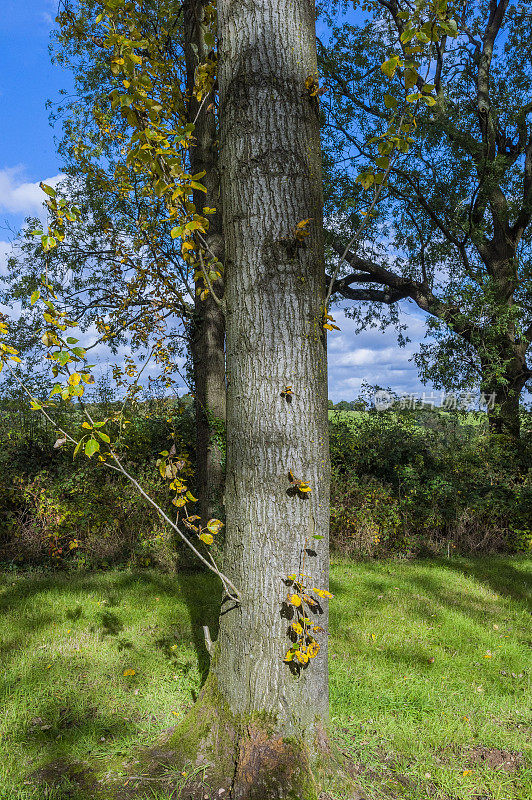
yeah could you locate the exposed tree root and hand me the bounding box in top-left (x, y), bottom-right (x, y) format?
top-left (78, 674), bottom-right (362, 800)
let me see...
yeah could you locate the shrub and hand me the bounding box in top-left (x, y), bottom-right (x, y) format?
top-left (329, 408), bottom-right (532, 557)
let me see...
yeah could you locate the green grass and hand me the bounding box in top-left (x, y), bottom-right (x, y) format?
top-left (0, 558), bottom-right (530, 799)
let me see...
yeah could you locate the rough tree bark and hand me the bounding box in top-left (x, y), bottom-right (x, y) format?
top-left (480, 348), bottom-right (531, 440)
top-left (184, 0), bottom-right (227, 521)
top-left (171, 1), bottom-right (355, 797)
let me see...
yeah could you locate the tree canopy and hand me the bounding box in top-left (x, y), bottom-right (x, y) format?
top-left (320, 0), bottom-right (532, 436)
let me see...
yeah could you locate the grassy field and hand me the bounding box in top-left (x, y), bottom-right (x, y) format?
top-left (0, 558), bottom-right (530, 799)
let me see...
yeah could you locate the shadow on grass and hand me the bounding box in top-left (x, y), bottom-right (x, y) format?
top-left (331, 556), bottom-right (531, 618)
top-left (0, 568), bottom-right (222, 799)
top-left (107, 568), bottom-right (222, 687)
top-left (444, 557), bottom-right (532, 611)
top-left (329, 557), bottom-right (532, 680)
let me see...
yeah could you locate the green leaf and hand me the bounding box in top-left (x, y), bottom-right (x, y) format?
top-left (85, 438), bottom-right (100, 458)
top-left (30, 290), bottom-right (40, 305)
top-left (185, 220), bottom-right (206, 232)
top-left (400, 29), bottom-right (415, 44)
top-left (41, 235), bottom-right (57, 252)
top-left (445, 19), bottom-right (458, 37)
top-left (381, 56), bottom-right (400, 79)
top-left (40, 182), bottom-right (57, 198)
top-left (73, 440), bottom-right (83, 459)
top-left (97, 432), bottom-right (111, 443)
top-left (384, 94), bottom-right (397, 109)
top-left (170, 227), bottom-right (182, 239)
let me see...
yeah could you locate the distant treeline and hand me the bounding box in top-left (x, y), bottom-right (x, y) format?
top-left (1, 396), bottom-right (531, 569)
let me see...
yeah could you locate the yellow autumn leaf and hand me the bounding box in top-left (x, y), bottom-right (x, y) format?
top-left (295, 650), bottom-right (309, 664)
top-left (284, 650), bottom-right (295, 662)
top-left (313, 588), bottom-right (334, 599)
top-left (291, 622), bottom-right (303, 635)
top-left (207, 518), bottom-right (224, 535)
top-left (298, 483), bottom-right (311, 493)
top-left (123, 669), bottom-right (136, 677)
top-left (289, 594), bottom-right (302, 607)
top-left (307, 641), bottom-right (320, 658)
top-left (199, 532), bottom-right (214, 545)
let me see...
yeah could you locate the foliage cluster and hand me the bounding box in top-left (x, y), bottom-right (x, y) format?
top-left (0, 396), bottom-right (197, 571)
top-left (329, 407), bottom-right (532, 557)
top-left (1, 395), bottom-right (530, 569)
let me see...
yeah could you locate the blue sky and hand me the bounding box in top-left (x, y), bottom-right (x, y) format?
top-left (0, 2), bottom-right (69, 227)
top-left (0, 1), bottom-right (436, 402)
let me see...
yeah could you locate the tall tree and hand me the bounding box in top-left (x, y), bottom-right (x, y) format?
top-left (4, 0), bottom-right (228, 512)
top-left (184, 0), bottom-right (227, 521)
top-left (171, 0), bottom-right (350, 796)
top-left (320, 0), bottom-right (532, 438)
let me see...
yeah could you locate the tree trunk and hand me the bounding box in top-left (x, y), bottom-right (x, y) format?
top-left (190, 294), bottom-right (226, 521)
top-left (184, 0), bottom-right (227, 521)
top-left (171, 1), bottom-right (355, 797)
top-left (481, 352), bottom-right (530, 440)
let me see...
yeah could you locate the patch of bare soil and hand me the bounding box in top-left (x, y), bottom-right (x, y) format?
top-left (462, 746), bottom-right (524, 772)
top-left (28, 759), bottom-right (98, 794)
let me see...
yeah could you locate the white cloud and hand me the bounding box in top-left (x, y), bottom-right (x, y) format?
top-left (327, 307), bottom-right (434, 401)
top-left (0, 241), bottom-right (12, 277)
top-left (0, 167), bottom-right (64, 216)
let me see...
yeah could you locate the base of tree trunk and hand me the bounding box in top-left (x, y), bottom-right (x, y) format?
top-left (160, 674), bottom-right (361, 800)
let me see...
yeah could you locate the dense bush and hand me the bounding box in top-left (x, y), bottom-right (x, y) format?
top-left (0, 397), bottom-right (198, 570)
top-left (329, 408), bottom-right (532, 557)
top-left (1, 397), bottom-right (530, 569)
